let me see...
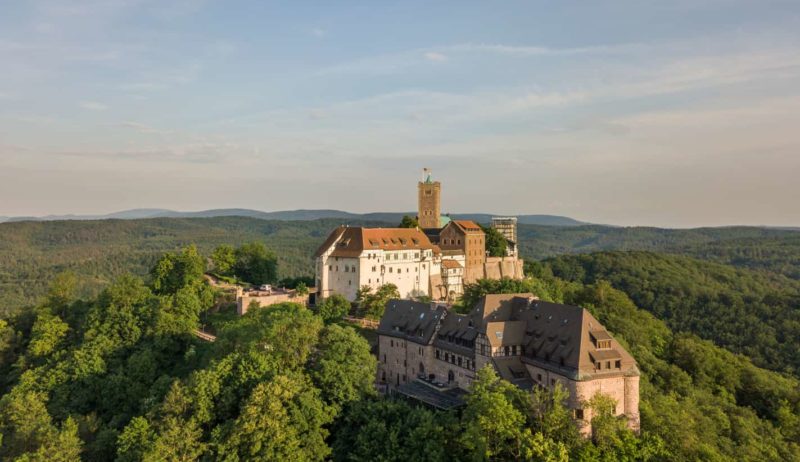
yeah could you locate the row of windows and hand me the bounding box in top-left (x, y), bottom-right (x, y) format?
top-left (534, 372), bottom-right (559, 388)
top-left (383, 252), bottom-right (421, 261)
top-left (329, 265), bottom-right (357, 273)
top-left (595, 360), bottom-right (622, 371)
top-left (435, 349), bottom-right (475, 371)
top-left (476, 343), bottom-right (523, 357)
top-left (441, 335), bottom-right (474, 349)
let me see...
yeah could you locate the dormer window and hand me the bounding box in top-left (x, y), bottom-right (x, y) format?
top-left (590, 330), bottom-right (613, 349)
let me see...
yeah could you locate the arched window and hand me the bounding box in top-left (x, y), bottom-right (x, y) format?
top-left (448, 370), bottom-right (455, 383)
top-left (419, 362), bottom-right (425, 375)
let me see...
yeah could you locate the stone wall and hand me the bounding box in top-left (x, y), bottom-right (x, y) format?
top-left (237, 292), bottom-right (309, 315)
top-left (463, 257), bottom-right (525, 284)
top-left (523, 362), bottom-right (640, 436)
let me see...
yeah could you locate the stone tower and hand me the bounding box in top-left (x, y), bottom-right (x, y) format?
top-left (418, 168), bottom-right (441, 229)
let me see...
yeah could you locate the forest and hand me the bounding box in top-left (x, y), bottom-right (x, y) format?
top-left (2, 217), bottom-right (799, 315)
top-left (1, 240), bottom-right (799, 460)
top-left (539, 252), bottom-right (800, 376)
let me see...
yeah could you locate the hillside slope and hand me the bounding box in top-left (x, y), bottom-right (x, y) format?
top-left (0, 208), bottom-right (587, 226)
top-left (2, 217), bottom-right (799, 314)
top-left (543, 251), bottom-right (800, 375)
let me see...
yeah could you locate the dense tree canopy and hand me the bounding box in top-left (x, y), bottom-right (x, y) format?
top-left (1, 240), bottom-right (799, 460)
top-left (545, 251), bottom-right (800, 375)
top-left (2, 217), bottom-right (798, 316)
top-left (317, 293), bottom-right (351, 324)
top-left (480, 225), bottom-right (508, 258)
top-left (357, 284), bottom-right (400, 320)
top-left (399, 215), bottom-right (419, 228)
top-left (232, 242), bottom-right (278, 286)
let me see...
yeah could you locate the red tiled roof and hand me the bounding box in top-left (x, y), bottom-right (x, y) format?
top-left (316, 227), bottom-right (436, 258)
top-left (452, 220), bottom-right (484, 234)
top-left (441, 259), bottom-right (463, 269)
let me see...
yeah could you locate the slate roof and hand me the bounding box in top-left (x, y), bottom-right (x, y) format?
top-left (394, 380), bottom-right (467, 410)
top-left (493, 357), bottom-right (533, 390)
top-left (377, 300), bottom-right (447, 345)
top-left (515, 299), bottom-right (638, 380)
top-left (378, 294), bottom-right (639, 382)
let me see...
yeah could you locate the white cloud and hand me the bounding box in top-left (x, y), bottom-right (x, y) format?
top-left (80, 101), bottom-right (108, 111)
top-left (111, 121), bottom-right (172, 135)
top-left (444, 42), bottom-right (646, 56)
top-left (424, 52), bottom-right (447, 62)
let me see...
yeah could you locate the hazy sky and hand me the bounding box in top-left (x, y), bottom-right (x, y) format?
top-left (1, 0), bottom-right (799, 227)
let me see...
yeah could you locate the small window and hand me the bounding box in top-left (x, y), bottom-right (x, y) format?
top-left (615, 360), bottom-right (621, 369)
top-left (575, 409), bottom-right (584, 420)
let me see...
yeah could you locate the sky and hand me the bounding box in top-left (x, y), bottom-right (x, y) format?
top-left (1, 0), bottom-right (799, 227)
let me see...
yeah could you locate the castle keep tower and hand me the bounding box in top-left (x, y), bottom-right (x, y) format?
top-left (418, 168), bottom-right (441, 229)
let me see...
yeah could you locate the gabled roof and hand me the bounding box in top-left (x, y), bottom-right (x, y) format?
top-left (376, 293), bottom-right (639, 382)
top-left (377, 300), bottom-right (446, 345)
top-left (493, 357), bottom-right (533, 389)
top-left (471, 293), bottom-right (534, 329)
top-left (485, 320), bottom-right (527, 347)
top-left (313, 225), bottom-right (347, 258)
top-left (467, 294), bottom-right (638, 380)
top-left (516, 299), bottom-right (638, 380)
top-left (314, 227), bottom-right (436, 258)
top-left (452, 220), bottom-right (483, 233)
top-left (441, 259), bottom-right (463, 269)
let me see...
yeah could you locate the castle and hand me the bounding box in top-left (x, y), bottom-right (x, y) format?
top-left (313, 169), bottom-right (524, 302)
top-left (313, 169), bottom-right (641, 436)
top-left (376, 294), bottom-right (641, 436)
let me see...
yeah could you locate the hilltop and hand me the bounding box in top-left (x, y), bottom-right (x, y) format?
top-left (1, 216), bottom-right (799, 315)
top-left (0, 208), bottom-right (587, 227)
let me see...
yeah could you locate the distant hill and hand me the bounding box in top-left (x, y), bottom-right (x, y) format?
top-left (0, 208), bottom-right (587, 227)
top-left (1, 215), bottom-right (799, 313)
